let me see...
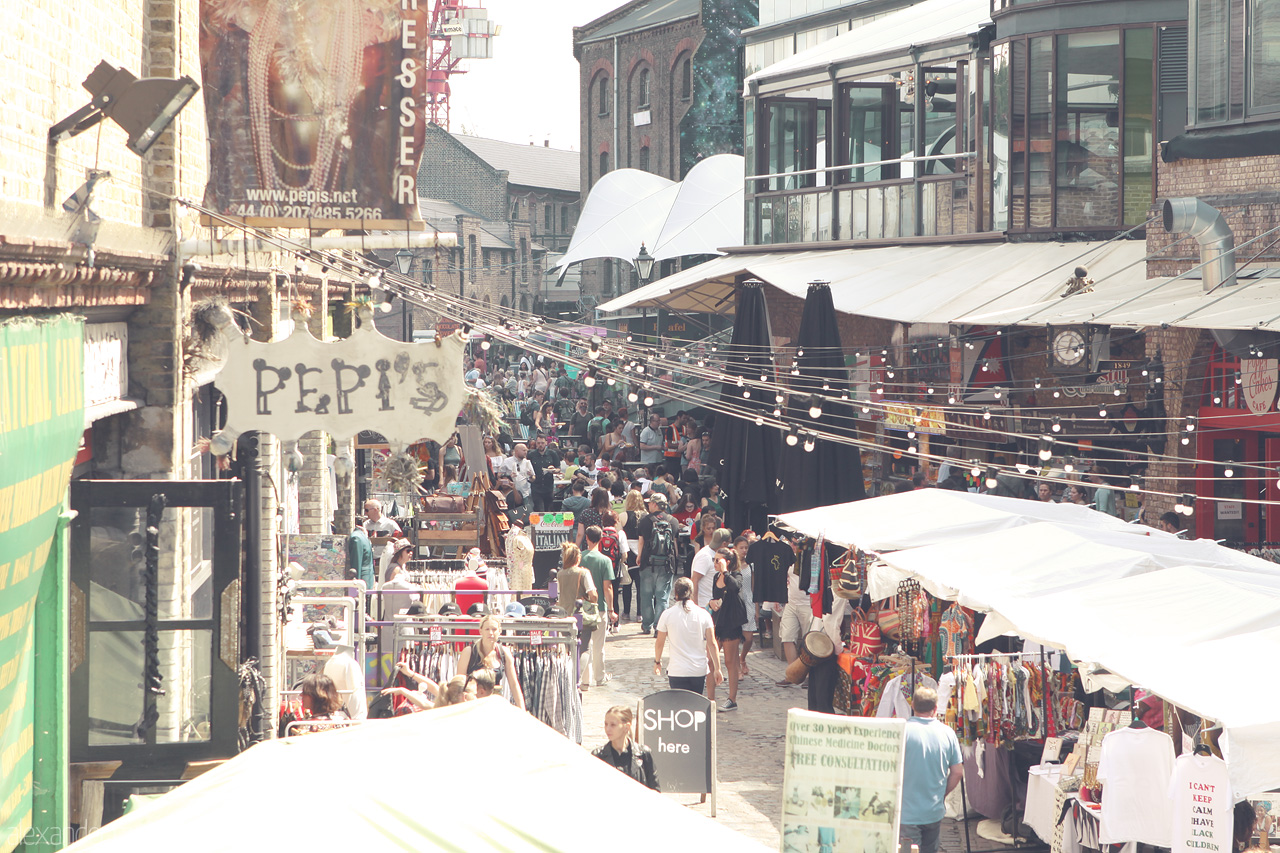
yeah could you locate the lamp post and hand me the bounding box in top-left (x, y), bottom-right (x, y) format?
top-left (395, 249), bottom-right (413, 341)
top-left (634, 242), bottom-right (655, 343)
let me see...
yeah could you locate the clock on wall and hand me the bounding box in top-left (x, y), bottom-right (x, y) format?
top-left (1049, 326), bottom-right (1089, 372)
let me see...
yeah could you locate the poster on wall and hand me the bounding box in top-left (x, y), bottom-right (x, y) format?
top-left (781, 709), bottom-right (907, 853)
top-left (198, 0), bottom-right (432, 228)
top-left (0, 316), bottom-right (85, 853)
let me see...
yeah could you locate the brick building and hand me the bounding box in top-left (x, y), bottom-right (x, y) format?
top-left (573, 0), bottom-right (759, 312)
top-left (406, 125), bottom-right (579, 325)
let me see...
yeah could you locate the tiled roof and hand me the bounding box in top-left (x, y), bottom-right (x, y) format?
top-left (579, 0), bottom-right (700, 43)
top-left (450, 134), bottom-right (580, 193)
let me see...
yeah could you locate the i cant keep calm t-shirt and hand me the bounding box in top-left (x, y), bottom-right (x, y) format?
top-left (1168, 753), bottom-right (1232, 853)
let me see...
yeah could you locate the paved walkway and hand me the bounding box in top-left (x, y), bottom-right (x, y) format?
top-left (577, 615), bottom-right (977, 852)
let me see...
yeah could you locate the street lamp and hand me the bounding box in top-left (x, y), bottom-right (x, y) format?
top-left (394, 248), bottom-right (414, 276)
top-left (634, 243), bottom-right (656, 285)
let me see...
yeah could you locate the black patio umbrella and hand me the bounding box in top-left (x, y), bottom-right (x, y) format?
top-left (710, 280), bottom-right (782, 534)
top-left (779, 281), bottom-right (866, 512)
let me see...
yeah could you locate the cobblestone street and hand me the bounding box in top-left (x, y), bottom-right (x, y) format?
top-left (577, 616), bottom-right (972, 852)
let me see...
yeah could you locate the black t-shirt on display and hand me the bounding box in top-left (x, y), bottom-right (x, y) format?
top-left (749, 538), bottom-right (794, 605)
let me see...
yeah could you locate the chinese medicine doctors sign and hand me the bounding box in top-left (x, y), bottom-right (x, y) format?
top-left (199, 0), bottom-right (432, 228)
top-left (782, 710), bottom-right (906, 853)
top-left (214, 316), bottom-right (465, 448)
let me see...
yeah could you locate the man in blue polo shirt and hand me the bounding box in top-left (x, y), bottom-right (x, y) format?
top-left (900, 687), bottom-right (963, 853)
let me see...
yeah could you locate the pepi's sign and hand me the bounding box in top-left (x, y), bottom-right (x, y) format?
top-left (637, 689), bottom-right (715, 800)
top-left (213, 311), bottom-right (466, 448)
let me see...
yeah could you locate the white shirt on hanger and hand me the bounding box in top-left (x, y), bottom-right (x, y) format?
top-left (1168, 753), bottom-right (1232, 853)
top-left (1098, 726), bottom-right (1175, 846)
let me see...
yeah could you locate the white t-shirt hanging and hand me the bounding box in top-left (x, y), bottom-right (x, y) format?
top-left (1097, 726), bottom-right (1175, 846)
top-left (1168, 753), bottom-right (1232, 853)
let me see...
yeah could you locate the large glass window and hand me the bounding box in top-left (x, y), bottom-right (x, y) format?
top-left (840, 84), bottom-right (894, 182)
top-left (1123, 29), bottom-right (1155, 225)
top-left (991, 46), bottom-right (1009, 231)
top-left (1028, 37), bottom-right (1054, 228)
top-left (1251, 0), bottom-right (1280, 110)
top-left (1195, 0), bottom-right (1230, 122)
top-left (1055, 31), bottom-right (1119, 228)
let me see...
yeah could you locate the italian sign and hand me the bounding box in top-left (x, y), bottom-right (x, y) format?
top-left (214, 313), bottom-right (465, 448)
top-left (199, 0), bottom-right (432, 227)
top-left (637, 689), bottom-right (715, 796)
top-left (782, 709), bottom-right (906, 853)
top-left (1242, 358), bottom-right (1278, 415)
top-left (0, 316), bottom-right (85, 853)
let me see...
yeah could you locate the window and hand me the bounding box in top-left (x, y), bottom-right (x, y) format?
top-left (467, 235), bottom-right (478, 282)
top-left (544, 203), bottom-right (552, 231)
top-left (639, 145), bottom-right (650, 172)
top-left (599, 151), bottom-right (609, 176)
top-left (597, 76), bottom-right (610, 116)
top-left (560, 205), bottom-right (568, 232)
top-left (520, 237), bottom-right (529, 282)
top-left (680, 57), bottom-right (692, 100)
top-left (637, 68), bottom-right (650, 108)
top-left (483, 248), bottom-right (491, 270)
top-left (1190, 0), bottom-right (1280, 124)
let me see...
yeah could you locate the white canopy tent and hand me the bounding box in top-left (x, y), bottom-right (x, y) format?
top-left (555, 155), bottom-right (744, 276)
top-left (776, 491), bottom-right (1280, 795)
top-left (65, 698), bottom-right (771, 852)
top-left (597, 240), bottom-right (1149, 323)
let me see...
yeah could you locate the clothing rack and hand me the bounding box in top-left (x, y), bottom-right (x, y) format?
top-left (952, 650), bottom-right (1054, 853)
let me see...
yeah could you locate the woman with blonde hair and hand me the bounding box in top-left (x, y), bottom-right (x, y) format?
top-left (431, 675), bottom-right (471, 708)
top-left (556, 541), bottom-right (598, 691)
top-left (592, 704), bottom-right (659, 790)
top-left (457, 613), bottom-right (525, 711)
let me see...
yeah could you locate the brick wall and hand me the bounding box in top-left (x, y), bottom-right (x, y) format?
top-left (417, 124), bottom-right (509, 221)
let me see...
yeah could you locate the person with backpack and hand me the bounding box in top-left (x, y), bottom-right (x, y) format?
top-left (635, 492), bottom-right (679, 635)
top-left (587, 405), bottom-right (611, 453)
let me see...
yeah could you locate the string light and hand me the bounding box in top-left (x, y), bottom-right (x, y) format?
top-left (970, 461), bottom-right (982, 478)
top-left (1224, 462), bottom-right (1235, 478)
top-left (1098, 404), bottom-right (1108, 417)
top-left (982, 407), bottom-right (991, 421)
top-left (1038, 435), bottom-right (1053, 461)
top-left (1129, 475), bottom-right (1141, 491)
top-left (1051, 416), bottom-right (1061, 433)
top-left (627, 389), bottom-right (638, 403)
top-left (985, 467), bottom-right (999, 489)
top-left (804, 433), bottom-right (816, 452)
top-left (786, 425), bottom-right (799, 446)
top-left (808, 395), bottom-right (823, 418)
top-left (583, 367), bottom-right (597, 388)
top-left (1063, 457), bottom-right (1075, 473)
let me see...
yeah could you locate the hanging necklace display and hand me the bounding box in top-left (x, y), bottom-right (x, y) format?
top-left (897, 578), bottom-right (922, 656)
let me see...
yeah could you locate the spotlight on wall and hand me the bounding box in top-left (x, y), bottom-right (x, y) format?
top-left (49, 61), bottom-right (198, 157)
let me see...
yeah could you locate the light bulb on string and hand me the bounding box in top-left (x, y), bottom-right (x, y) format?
top-left (803, 434), bottom-right (816, 453)
top-left (1098, 405), bottom-right (1108, 417)
top-left (982, 407), bottom-right (991, 421)
top-left (1051, 416), bottom-right (1061, 433)
top-left (587, 336), bottom-right (601, 359)
top-left (984, 467), bottom-right (999, 490)
top-left (948, 393), bottom-right (957, 405)
top-left (885, 366), bottom-right (895, 379)
top-left (1063, 457), bottom-right (1075, 473)
top-left (1038, 435), bottom-right (1053, 461)
top-left (797, 349), bottom-right (805, 357)
top-left (1178, 493), bottom-right (1196, 516)
top-left (1213, 394), bottom-right (1222, 405)
top-left (1129, 475), bottom-right (1141, 491)
top-left (1113, 388), bottom-right (1122, 396)
top-left (773, 407), bottom-right (782, 418)
top-left (1224, 462), bottom-right (1235, 478)
top-left (906, 428), bottom-right (916, 440)
top-left (907, 440), bottom-right (919, 455)
top-left (1053, 390), bottom-right (1061, 398)
top-left (1034, 377), bottom-right (1042, 389)
top-left (627, 389), bottom-right (638, 403)
top-left (644, 392), bottom-right (655, 408)
top-left (755, 416), bottom-right (764, 426)
top-left (926, 386), bottom-right (935, 395)
top-left (786, 425), bottom-right (799, 447)
top-left (970, 462), bottom-right (982, 478)
top-left (994, 390), bottom-right (1002, 399)
top-left (583, 368), bottom-right (598, 388)
top-left (606, 376), bottom-right (616, 386)
top-left (1185, 416), bottom-right (1197, 432)
top-left (808, 395), bottom-right (823, 418)
top-left (481, 335), bottom-right (492, 351)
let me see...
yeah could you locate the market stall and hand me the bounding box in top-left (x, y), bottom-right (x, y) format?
top-left (776, 490), bottom-right (1280, 850)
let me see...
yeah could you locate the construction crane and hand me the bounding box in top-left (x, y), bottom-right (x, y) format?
top-left (425, 0), bottom-right (499, 129)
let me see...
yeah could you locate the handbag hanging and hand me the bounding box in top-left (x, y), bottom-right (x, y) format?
top-left (848, 607), bottom-right (884, 658)
top-left (875, 600), bottom-right (902, 639)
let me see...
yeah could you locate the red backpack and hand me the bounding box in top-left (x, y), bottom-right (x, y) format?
top-left (599, 528), bottom-right (623, 573)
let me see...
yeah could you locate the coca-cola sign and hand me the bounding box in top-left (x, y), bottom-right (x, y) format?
top-left (1242, 358), bottom-right (1279, 415)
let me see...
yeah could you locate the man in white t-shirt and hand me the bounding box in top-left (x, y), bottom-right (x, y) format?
top-left (776, 543), bottom-right (812, 686)
top-left (500, 443), bottom-right (535, 500)
top-left (362, 499), bottom-right (402, 560)
top-left (691, 528), bottom-right (732, 607)
top-left (638, 414), bottom-right (664, 466)
top-left (653, 577), bottom-right (722, 695)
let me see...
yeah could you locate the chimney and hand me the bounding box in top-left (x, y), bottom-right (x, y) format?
top-left (1162, 197), bottom-right (1237, 292)
top-left (544, 140), bottom-right (550, 147)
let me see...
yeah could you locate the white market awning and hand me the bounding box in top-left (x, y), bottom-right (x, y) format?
top-left (598, 240), bottom-right (1149, 324)
top-left (556, 155), bottom-right (744, 275)
top-left (954, 267), bottom-right (1280, 330)
top-left (778, 490), bottom-right (1280, 795)
top-left (745, 0), bottom-right (992, 95)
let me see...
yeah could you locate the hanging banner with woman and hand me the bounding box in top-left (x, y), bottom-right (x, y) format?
top-left (199, 0), bottom-right (435, 228)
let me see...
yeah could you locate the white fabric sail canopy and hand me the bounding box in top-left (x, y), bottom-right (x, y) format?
top-left (555, 155), bottom-right (744, 275)
top-left (65, 698), bottom-right (770, 852)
